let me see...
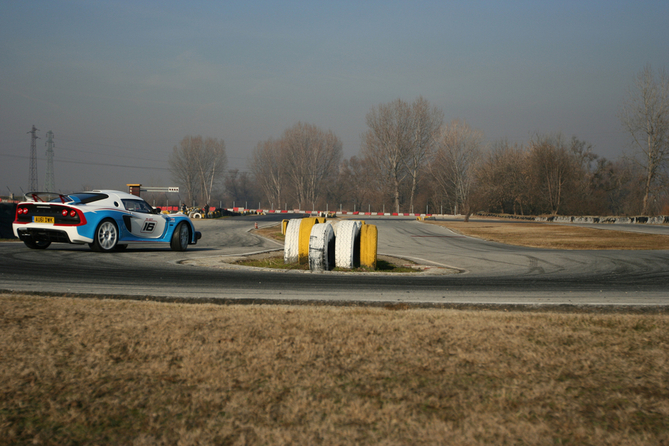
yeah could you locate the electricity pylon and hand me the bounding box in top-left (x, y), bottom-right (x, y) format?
top-left (28, 125), bottom-right (39, 191)
top-left (45, 130), bottom-right (56, 192)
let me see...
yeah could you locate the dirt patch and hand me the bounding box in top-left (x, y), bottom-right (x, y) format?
top-left (238, 251), bottom-right (410, 266)
top-left (426, 220), bottom-right (669, 250)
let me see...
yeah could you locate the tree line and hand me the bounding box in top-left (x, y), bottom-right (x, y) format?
top-left (169, 65), bottom-right (669, 216)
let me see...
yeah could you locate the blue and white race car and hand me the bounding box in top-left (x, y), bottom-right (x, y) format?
top-left (13, 190), bottom-right (201, 252)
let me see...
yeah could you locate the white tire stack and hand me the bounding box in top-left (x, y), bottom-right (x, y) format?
top-left (283, 218), bottom-right (302, 263)
top-left (334, 220), bottom-right (362, 269)
top-left (308, 222), bottom-right (335, 272)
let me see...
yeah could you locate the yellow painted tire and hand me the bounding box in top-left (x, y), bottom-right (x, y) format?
top-left (298, 217), bottom-right (319, 264)
top-left (360, 224), bottom-right (378, 270)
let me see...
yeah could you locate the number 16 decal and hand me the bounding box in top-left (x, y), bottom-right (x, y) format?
top-left (142, 222), bottom-right (156, 232)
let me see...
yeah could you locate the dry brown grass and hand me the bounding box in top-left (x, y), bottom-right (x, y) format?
top-left (427, 220), bottom-right (669, 250)
top-left (254, 225), bottom-right (284, 243)
top-left (1, 294), bottom-right (668, 445)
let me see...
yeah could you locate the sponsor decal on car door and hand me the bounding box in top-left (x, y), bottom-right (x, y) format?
top-left (127, 214), bottom-right (166, 239)
top-left (122, 199), bottom-right (167, 239)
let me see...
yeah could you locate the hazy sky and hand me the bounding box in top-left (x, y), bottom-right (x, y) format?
top-left (1, 0), bottom-right (667, 195)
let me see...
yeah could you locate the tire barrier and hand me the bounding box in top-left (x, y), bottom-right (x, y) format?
top-left (283, 218), bottom-right (302, 264)
top-left (298, 217), bottom-right (321, 264)
top-left (360, 224), bottom-right (378, 270)
top-left (334, 220), bottom-right (362, 269)
top-left (281, 219), bottom-right (289, 235)
top-left (533, 215), bottom-right (669, 225)
top-left (282, 218), bottom-right (377, 271)
top-left (308, 222), bottom-right (335, 272)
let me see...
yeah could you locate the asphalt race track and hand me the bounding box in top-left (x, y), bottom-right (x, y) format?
top-left (1, 215), bottom-right (668, 308)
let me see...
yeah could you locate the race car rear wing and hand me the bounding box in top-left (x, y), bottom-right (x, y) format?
top-left (23, 192), bottom-right (71, 204)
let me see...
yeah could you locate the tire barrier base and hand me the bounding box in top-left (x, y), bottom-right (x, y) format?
top-left (308, 222), bottom-right (335, 272)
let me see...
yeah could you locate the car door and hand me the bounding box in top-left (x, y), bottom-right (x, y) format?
top-left (121, 199), bottom-right (167, 239)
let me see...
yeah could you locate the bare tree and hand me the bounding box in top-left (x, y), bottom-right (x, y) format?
top-left (588, 157), bottom-right (644, 215)
top-left (526, 134), bottom-right (583, 215)
top-left (169, 135), bottom-right (227, 207)
top-left (362, 99), bottom-right (409, 213)
top-left (563, 137), bottom-right (601, 215)
top-left (250, 138), bottom-right (285, 208)
top-left (362, 97), bottom-right (443, 213)
top-left (331, 156), bottom-right (378, 211)
top-left (404, 97), bottom-right (443, 210)
top-left (476, 140), bottom-right (529, 215)
top-left (199, 137), bottom-right (227, 206)
top-left (170, 136), bottom-right (199, 206)
top-left (430, 120), bottom-right (484, 219)
top-left (249, 123), bottom-right (342, 210)
top-left (282, 122), bottom-right (342, 209)
top-left (224, 169), bottom-right (259, 207)
top-left (620, 64), bottom-right (669, 215)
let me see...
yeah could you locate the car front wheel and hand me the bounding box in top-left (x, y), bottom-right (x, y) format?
top-left (90, 219), bottom-right (119, 252)
top-left (170, 222), bottom-right (190, 251)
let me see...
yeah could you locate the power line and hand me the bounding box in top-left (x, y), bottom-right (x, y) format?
top-left (54, 145), bottom-right (169, 163)
top-left (53, 158), bottom-right (171, 171)
top-left (0, 152), bottom-right (170, 171)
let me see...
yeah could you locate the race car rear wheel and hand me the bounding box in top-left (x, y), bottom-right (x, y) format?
top-left (24, 239), bottom-right (51, 250)
top-left (90, 219), bottom-right (119, 252)
top-left (170, 222), bottom-right (190, 251)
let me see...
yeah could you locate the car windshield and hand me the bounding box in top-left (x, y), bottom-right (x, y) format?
top-left (122, 199), bottom-right (153, 213)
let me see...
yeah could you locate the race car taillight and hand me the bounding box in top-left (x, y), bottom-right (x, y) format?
top-left (54, 207), bottom-right (86, 226)
top-left (14, 204), bottom-right (87, 226)
top-left (14, 206), bottom-right (31, 223)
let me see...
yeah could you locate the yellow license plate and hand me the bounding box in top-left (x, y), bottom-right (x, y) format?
top-left (33, 216), bottom-right (54, 224)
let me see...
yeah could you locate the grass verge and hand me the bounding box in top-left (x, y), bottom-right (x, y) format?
top-left (1, 294), bottom-right (667, 445)
top-left (427, 220), bottom-right (669, 250)
top-left (253, 225), bottom-right (285, 243)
